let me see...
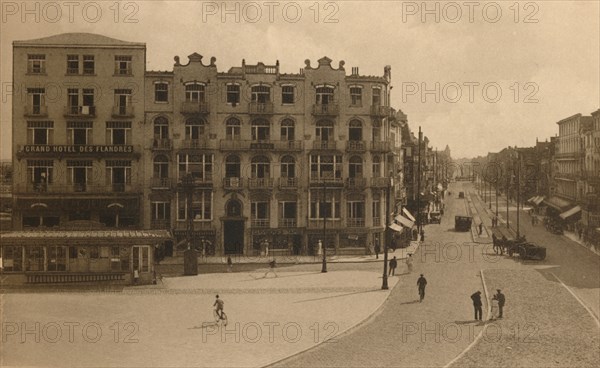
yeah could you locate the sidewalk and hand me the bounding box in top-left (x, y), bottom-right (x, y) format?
top-left (563, 230), bottom-right (600, 257)
top-left (1, 270), bottom-right (399, 368)
top-left (160, 241), bottom-right (422, 265)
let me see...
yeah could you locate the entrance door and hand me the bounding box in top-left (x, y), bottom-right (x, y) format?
top-left (224, 221), bottom-right (244, 254)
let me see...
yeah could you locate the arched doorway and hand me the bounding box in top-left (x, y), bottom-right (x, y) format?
top-left (223, 199), bottom-right (244, 254)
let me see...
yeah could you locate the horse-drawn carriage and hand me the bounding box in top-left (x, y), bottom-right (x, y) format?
top-left (493, 234), bottom-right (546, 260)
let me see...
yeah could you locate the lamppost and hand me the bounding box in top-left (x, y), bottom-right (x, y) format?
top-left (382, 171), bottom-right (393, 290)
top-left (321, 181), bottom-right (327, 273)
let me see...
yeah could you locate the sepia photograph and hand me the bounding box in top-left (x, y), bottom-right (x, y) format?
top-left (0, 1), bottom-right (599, 367)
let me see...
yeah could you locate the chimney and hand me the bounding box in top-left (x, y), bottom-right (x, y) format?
top-left (352, 67), bottom-right (359, 75)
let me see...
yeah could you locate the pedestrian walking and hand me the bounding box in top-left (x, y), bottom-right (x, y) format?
top-left (389, 256), bottom-right (397, 276)
top-left (406, 254), bottom-right (414, 273)
top-left (495, 289), bottom-right (505, 318)
top-left (471, 291), bottom-right (483, 321)
top-left (264, 259), bottom-right (278, 278)
top-left (374, 243), bottom-right (381, 259)
top-left (420, 229), bottom-right (425, 242)
top-left (227, 256), bottom-right (233, 273)
top-left (492, 233), bottom-right (499, 254)
top-left (417, 274), bottom-right (427, 302)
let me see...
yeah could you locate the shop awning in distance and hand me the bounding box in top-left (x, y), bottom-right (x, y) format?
top-left (0, 230), bottom-right (172, 245)
top-left (395, 214), bottom-right (414, 228)
top-left (533, 196), bottom-right (545, 205)
top-left (389, 223), bottom-right (404, 232)
top-left (527, 196), bottom-right (536, 203)
top-left (559, 206), bottom-right (581, 220)
top-left (542, 196), bottom-right (572, 212)
top-left (402, 208), bottom-right (416, 222)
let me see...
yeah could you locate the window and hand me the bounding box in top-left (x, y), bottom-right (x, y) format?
top-left (178, 153), bottom-right (212, 180)
top-left (372, 156), bottom-right (381, 177)
top-left (279, 201), bottom-right (297, 223)
top-left (154, 117), bottom-right (169, 139)
top-left (27, 160), bottom-right (53, 189)
top-left (82, 89), bottom-right (95, 110)
top-left (133, 246), bottom-right (151, 273)
top-left (281, 156), bottom-right (296, 178)
top-left (67, 121), bottom-right (92, 145)
top-left (83, 55), bottom-right (95, 74)
top-left (185, 118), bottom-right (205, 140)
top-left (349, 156), bottom-right (363, 178)
top-left (115, 55), bottom-right (132, 75)
top-left (372, 87), bottom-right (381, 106)
top-left (251, 201), bottom-right (269, 226)
top-left (251, 119), bottom-right (270, 141)
top-left (310, 155), bottom-right (342, 180)
top-left (177, 191), bottom-right (212, 220)
top-left (251, 85), bottom-right (270, 103)
top-left (114, 89), bottom-right (132, 115)
top-left (67, 88), bottom-right (79, 113)
top-left (111, 246), bottom-right (130, 271)
top-left (226, 84), bottom-right (240, 105)
top-left (27, 121), bottom-right (53, 145)
top-left (280, 119), bottom-right (295, 140)
top-left (27, 54), bottom-right (45, 74)
top-left (282, 85), bottom-right (295, 104)
top-left (105, 160), bottom-right (132, 192)
top-left (350, 86), bottom-right (362, 106)
top-left (348, 201), bottom-right (365, 219)
top-left (47, 246), bottom-right (67, 271)
top-left (67, 160), bottom-right (93, 192)
top-left (185, 83), bottom-right (205, 102)
top-left (315, 121), bottom-right (334, 141)
top-left (2, 246), bottom-right (23, 271)
top-left (226, 118), bottom-right (241, 140)
top-left (155, 82), bottom-right (169, 102)
top-left (310, 190), bottom-right (340, 219)
top-left (153, 155), bottom-right (169, 179)
top-left (151, 202), bottom-right (171, 220)
top-left (27, 88), bottom-right (45, 115)
top-left (372, 126), bottom-right (381, 142)
top-left (106, 121), bottom-right (131, 145)
top-left (67, 55), bottom-right (79, 74)
top-left (316, 86), bottom-right (334, 104)
top-left (349, 120), bottom-right (363, 140)
top-left (225, 155), bottom-right (241, 178)
top-left (372, 196), bottom-right (381, 226)
top-left (25, 246), bottom-right (44, 271)
top-left (251, 156), bottom-right (270, 178)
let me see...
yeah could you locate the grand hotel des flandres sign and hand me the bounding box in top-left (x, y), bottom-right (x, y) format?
top-left (18, 145), bottom-right (137, 159)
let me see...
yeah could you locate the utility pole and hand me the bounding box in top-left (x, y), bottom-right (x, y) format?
top-left (321, 181), bottom-right (327, 273)
top-left (516, 154), bottom-right (521, 238)
top-left (417, 127), bottom-right (422, 234)
top-left (382, 171), bottom-right (393, 290)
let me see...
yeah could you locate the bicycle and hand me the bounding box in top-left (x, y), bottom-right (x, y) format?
top-left (213, 309), bottom-right (228, 326)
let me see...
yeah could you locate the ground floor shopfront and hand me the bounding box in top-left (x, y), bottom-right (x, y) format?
top-left (0, 229), bottom-right (171, 285)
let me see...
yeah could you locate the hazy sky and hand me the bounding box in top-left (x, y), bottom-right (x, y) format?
top-left (1, 0), bottom-right (599, 160)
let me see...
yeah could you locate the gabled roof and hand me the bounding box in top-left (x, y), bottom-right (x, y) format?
top-left (14, 33), bottom-right (145, 48)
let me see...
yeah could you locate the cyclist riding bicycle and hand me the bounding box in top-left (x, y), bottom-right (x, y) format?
top-left (213, 294), bottom-right (225, 320)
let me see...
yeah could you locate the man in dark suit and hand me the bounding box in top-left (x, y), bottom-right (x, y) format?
top-left (471, 291), bottom-right (483, 321)
top-left (495, 289), bottom-right (506, 318)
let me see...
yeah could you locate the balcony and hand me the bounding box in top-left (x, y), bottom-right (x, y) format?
top-left (347, 218), bottom-right (365, 227)
top-left (248, 102), bottom-right (274, 115)
top-left (346, 140), bottom-right (366, 152)
top-left (279, 177), bottom-right (298, 189)
top-left (13, 182), bottom-right (142, 194)
top-left (24, 105), bottom-right (48, 117)
top-left (309, 175), bottom-right (344, 186)
top-left (312, 103), bottom-right (339, 116)
top-left (180, 101), bottom-right (210, 115)
top-left (308, 219), bottom-right (343, 229)
top-left (112, 105), bottom-right (134, 118)
top-left (370, 105), bottom-right (390, 118)
top-left (373, 217), bottom-right (381, 226)
top-left (64, 105), bottom-right (96, 118)
top-left (273, 140), bottom-right (303, 151)
top-left (180, 139), bottom-right (213, 150)
top-left (220, 140), bottom-right (251, 151)
top-left (279, 218), bottom-right (297, 228)
top-left (371, 141), bottom-right (391, 152)
top-left (248, 177), bottom-right (274, 189)
top-left (223, 177), bottom-right (244, 190)
top-left (178, 175), bottom-right (213, 187)
top-left (371, 177), bottom-right (390, 187)
top-left (251, 219), bottom-right (270, 228)
top-left (312, 140), bottom-right (337, 150)
top-left (346, 177), bottom-right (367, 190)
top-left (151, 177), bottom-right (172, 189)
top-left (151, 138), bottom-right (172, 150)
top-left (151, 219), bottom-right (171, 229)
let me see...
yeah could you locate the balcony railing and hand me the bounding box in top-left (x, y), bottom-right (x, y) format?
top-left (371, 177), bottom-right (390, 187)
top-left (112, 105), bottom-right (134, 117)
top-left (181, 139), bottom-right (213, 150)
top-left (151, 138), bottom-right (172, 150)
top-left (13, 182), bottom-right (142, 194)
top-left (279, 218), bottom-right (297, 228)
top-left (279, 177), bottom-right (298, 189)
top-left (346, 177), bottom-right (367, 189)
top-left (151, 219), bottom-right (171, 229)
top-left (312, 103), bottom-right (339, 116)
top-left (251, 219), bottom-right (270, 228)
top-left (371, 141), bottom-right (391, 152)
top-left (24, 105), bottom-right (48, 117)
top-left (347, 218), bottom-right (365, 227)
top-left (248, 102), bottom-right (274, 114)
top-left (64, 105), bottom-right (96, 117)
top-left (223, 177), bottom-right (244, 189)
top-left (181, 101), bottom-right (210, 114)
top-left (309, 175), bottom-right (344, 185)
top-left (220, 140), bottom-right (251, 150)
top-left (370, 105), bottom-right (390, 118)
top-left (151, 177), bottom-right (172, 189)
top-left (313, 140), bottom-right (337, 150)
top-left (373, 217), bottom-right (381, 226)
top-left (346, 140), bottom-right (366, 152)
top-left (248, 177), bottom-right (274, 189)
top-left (178, 174), bottom-right (213, 186)
top-left (274, 140), bottom-right (303, 151)
top-left (220, 140), bottom-right (303, 151)
top-left (308, 219), bottom-right (343, 228)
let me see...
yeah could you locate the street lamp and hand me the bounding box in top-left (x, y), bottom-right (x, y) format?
top-left (382, 171), bottom-right (393, 290)
top-left (321, 181), bottom-right (327, 273)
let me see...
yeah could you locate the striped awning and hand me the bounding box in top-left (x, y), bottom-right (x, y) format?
top-left (402, 208), bottom-right (416, 222)
top-left (560, 206), bottom-right (581, 220)
top-left (543, 196), bottom-right (572, 211)
top-left (533, 196), bottom-right (545, 205)
top-left (527, 196), bottom-right (536, 203)
top-left (395, 214), bottom-right (414, 228)
top-left (389, 223), bottom-right (404, 232)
